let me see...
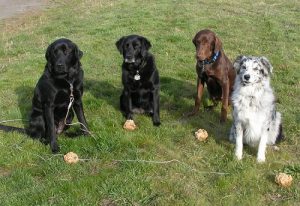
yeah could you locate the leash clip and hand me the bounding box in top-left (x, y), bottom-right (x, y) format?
top-left (68, 83), bottom-right (74, 110)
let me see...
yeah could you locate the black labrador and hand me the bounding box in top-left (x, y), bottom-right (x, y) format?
top-left (26, 38), bottom-right (89, 153)
top-left (116, 35), bottom-right (161, 126)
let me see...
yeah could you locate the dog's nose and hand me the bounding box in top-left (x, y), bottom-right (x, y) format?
top-left (56, 63), bottom-right (64, 68)
top-left (244, 74), bottom-right (250, 80)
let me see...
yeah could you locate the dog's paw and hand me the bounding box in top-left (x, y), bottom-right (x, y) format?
top-left (51, 142), bottom-right (60, 154)
top-left (219, 117), bottom-right (227, 123)
top-left (153, 121), bottom-right (161, 127)
top-left (235, 153), bottom-right (243, 160)
top-left (257, 157), bottom-right (265, 163)
top-left (83, 130), bottom-right (91, 136)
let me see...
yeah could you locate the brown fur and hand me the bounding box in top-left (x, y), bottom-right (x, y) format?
top-left (188, 29), bottom-right (236, 122)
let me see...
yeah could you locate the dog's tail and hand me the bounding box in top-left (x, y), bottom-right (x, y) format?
top-left (0, 124), bottom-right (27, 134)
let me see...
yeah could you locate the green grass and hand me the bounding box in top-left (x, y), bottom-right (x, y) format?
top-left (0, 0), bottom-right (299, 205)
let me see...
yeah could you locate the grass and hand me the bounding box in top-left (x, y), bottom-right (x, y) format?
top-left (0, 0), bottom-right (299, 205)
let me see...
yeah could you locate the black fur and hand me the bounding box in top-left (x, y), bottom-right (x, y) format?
top-left (0, 125), bottom-right (26, 134)
top-left (116, 35), bottom-right (160, 126)
top-left (275, 123), bottom-right (284, 143)
top-left (26, 38), bottom-right (89, 153)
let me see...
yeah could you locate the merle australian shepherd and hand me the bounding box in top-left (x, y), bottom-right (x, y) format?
top-left (229, 56), bottom-right (283, 163)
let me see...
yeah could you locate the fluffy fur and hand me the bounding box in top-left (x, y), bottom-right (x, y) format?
top-left (229, 56), bottom-right (283, 162)
top-left (116, 35), bottom-right (160, 126)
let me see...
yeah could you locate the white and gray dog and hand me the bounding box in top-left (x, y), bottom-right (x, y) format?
top-left (229, 56), bottom-right (284, 163)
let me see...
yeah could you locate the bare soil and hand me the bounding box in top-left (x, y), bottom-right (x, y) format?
top-left (0, 0), bottom-right (47, 19)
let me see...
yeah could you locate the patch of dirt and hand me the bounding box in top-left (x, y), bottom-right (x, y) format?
top-left (0, 167), bottom-right (11, 177)
top-left (0, 0), bottom-right (47, 20)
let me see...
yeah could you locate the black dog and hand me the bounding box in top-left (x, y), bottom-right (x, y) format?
top-left (116, 35), bottom-right (161, 126)
top-left (26, 38), bottom-right (89, 153)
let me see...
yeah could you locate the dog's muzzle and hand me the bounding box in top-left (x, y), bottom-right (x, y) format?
top-left (125, 58), bottom-right (135, 63)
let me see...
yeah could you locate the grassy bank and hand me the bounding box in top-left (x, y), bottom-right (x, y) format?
top-left (0, 0), bottom-right (299, 205)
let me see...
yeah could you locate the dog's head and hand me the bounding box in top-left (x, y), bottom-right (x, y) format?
top-left (45, 38), bottom-right (83, 79)
top-left (233, 56), bottom-right (273, 85)
top-left (116, 35), bottom-right (151, 65)
top-left (192, 29), bottom-right (222, 62)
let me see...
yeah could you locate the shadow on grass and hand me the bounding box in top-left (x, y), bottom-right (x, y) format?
top-left (15, 85), bottom-right (34, 126)
top-left (84, 76), bottom-right (232, 142)
top-left (84, 78), bottom-right (121, 111)
top-left (160, 76), bottom-right (232, 142)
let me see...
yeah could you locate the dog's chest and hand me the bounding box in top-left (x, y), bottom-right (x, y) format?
top-left (197, 64), bottom-right (220, 82)
top-left (233, 89), bottom-right (268, 125)
top-left (54, 89), bottom-right (72, 106)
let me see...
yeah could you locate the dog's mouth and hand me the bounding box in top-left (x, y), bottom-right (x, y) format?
top-left (241, 80), bottom-right (252, 86)
top-left (54, 71), bottom-right (68, 78)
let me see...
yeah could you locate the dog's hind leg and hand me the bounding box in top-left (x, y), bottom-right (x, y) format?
top-left (27, 115), bottom-right (46, 140)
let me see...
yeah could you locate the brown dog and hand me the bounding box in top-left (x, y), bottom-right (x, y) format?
top-left (188, 29), bottom-right (236, 122)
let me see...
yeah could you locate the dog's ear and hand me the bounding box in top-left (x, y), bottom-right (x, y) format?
top-left (45, 43), bottom-right (53, 73)
top-left (233, 55), bottom-right (246, 74)
top-left (140, 36), bottom-right (152, 51)
top-left (74, 44), bottom-right (83, 60)
top-left (140, 36), bottom-right (152, 57)
top-left (259, 56), bottom-right (273, 75)
top-left (116, 36), bottom-right (126, 54)
top-left (192, 34), bottom-right (197, 46)
top-left (45, 43), bottom-right (52, 61)
top-left (214, 36), bottom-right (222, 52)
top-left (78, 49), bottom-right (83, 59)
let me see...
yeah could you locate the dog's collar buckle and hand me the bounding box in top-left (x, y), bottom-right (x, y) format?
top-left (134, 71), bottom-right (141, 81)
top-left (202, 51), bottom-right (220, 65)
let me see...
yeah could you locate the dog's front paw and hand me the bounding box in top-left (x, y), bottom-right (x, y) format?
top-left (153, 121), bottom-right (161, 127)
top-left (235, 152), bottom-right (243, 160)
top-left (82, 130), bottom-right (90, 136)
top-left (257, 156), bottom-right (265, 163)
top-left (83, 131), bottom-right (90, 136)
top-left (51, 142), bottom-right (60, 154)
top-left (220, 116), bottom-right (227, 123)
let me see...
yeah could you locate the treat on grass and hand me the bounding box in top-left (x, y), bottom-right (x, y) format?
top-left (275, 172), bottom-right (293, 187)
top-left (195, 129), bottom-right (208, 141)
top-left (64, 152), bottom-right (79, 164)
top-left (123, 120), bottom-right (137, 131)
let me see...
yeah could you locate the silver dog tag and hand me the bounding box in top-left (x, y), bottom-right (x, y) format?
top-left (134, 71), bottom-right (140, 81)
